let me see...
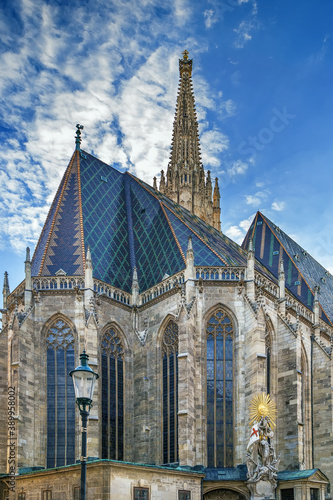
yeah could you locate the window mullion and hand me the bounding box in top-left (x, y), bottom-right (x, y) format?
top-left (174, 350), bottom-right (177, 461)
top-left (167, 354), bottom-right (170, 463)
top-left (107, 355), bottom-right (110, 459)
top-left (214, 335), bottom-right (217, 468)
top-left (223, 333), bottom-right (226, 467)
top-left (115, 356), bottom-right (118, 460)
top-left (64, 350), bottom-right (67, 464)
top-left (55, 348), bottom-right (57, 467)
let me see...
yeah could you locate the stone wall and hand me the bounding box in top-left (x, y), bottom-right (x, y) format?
top-left (0, 460), bottom-right (203, 500)
top-left (1, 272), bottom-right (333, 489)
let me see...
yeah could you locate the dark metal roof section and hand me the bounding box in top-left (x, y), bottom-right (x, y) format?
top-left (243, 211), bottom-right (333, 325)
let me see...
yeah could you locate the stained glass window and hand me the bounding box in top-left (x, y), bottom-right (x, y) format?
top-left (46, 319), bottom-right (75, 468)
top-left (206, 309), bottom-right (234, 467)
top-left (265, 326), bottom-right (271, 395)
top-left (162, 321), bottom-right (179, 464)
top-left (101, 326), bottom-right (124, 460)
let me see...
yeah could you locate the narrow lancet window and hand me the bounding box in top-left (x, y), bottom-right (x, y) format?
top-left (46, 319), bottom-right (75, 468)
top-left (162, 321), bottom-right (179, 464)
top-left (206, 309), bottom-right (234, 467)
top-left (101, 327), bottom-right (124, 460)
top-left (265, 327), bottom-right (272, 395)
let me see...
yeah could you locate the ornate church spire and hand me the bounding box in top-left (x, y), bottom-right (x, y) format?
top-left (159, 50), bottom-right (221, 231)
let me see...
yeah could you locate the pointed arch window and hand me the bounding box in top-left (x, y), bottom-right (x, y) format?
top-left (301, 348), bottom-right (310, 466)
top-left (162, 321), bottom-right (179, 464)
top-left (101, 327), bottom-right (124, 460)
top-left (46, 319), bottom-right (75, 468)
top-left (206, 309), bottom-right (234, 468)
top-left (265, 326), bottom-right (272, 395)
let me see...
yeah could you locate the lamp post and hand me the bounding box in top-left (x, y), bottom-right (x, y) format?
top-left (70, 351), bottom-right (99, 500)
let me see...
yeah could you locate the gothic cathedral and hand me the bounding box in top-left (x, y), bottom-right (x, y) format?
top-left (0, 52), bottom-right (332, 500)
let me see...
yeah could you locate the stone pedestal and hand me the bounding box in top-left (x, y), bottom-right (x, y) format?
top-left (247, 479), bottom-right (276, 499)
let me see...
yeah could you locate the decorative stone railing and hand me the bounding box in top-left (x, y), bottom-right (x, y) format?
top-left (30, 276), bottom-right (131, 306)
top-left (254, 272), bottom-right (279, 298)
top-left (141, 271), bottom-right (185, 304)
top-left (285, 295), bottom-right (314, 323)
top-left (196, 266), bottom-right (246, 281)
top-left (32, 276), bottom-right (85, 290)
top-left (93, 278), bottom-right (131, 305)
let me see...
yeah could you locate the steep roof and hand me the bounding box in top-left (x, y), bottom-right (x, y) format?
top-left (242, 211), bottom-right (333, 325)
top-left (31, 149), bottom-right (252, 293)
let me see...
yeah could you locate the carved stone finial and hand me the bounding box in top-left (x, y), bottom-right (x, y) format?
top-left (279, 259), bottom-right (285, 277)
top-left (182, 49), bottom-right (189, 60)
top-left (75, 124), bottom-right (84, 151)
top-left (25, 247), bottom-right (31, 262)
top-left (187, 235), bottom-right (193, 252)
top-left (3, 271), bottom-right (9, 294)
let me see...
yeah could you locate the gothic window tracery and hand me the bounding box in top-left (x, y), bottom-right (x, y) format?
top-left (101, 326), bottom-right (124, 460)
top-left (46, 318), bottom-right (75, 468)
top-left (162, 321), bottom-right (179, 464)
top-left (206, 309), bottom-right (234, 467)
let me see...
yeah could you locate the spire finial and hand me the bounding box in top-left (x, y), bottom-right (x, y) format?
top-left (179, 50), bottom-right (192, 77)
top-left (75, 124), bottom-right (84, 151)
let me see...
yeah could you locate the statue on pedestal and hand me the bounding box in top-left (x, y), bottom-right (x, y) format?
top-left (246, 394), bottom-right (280, 500)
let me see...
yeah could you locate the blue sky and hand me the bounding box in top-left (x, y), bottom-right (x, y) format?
top-left (1, 0), bottom-right (333, 293)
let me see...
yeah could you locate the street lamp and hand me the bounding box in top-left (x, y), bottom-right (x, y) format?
top-left (70, 351), bottom-right (99, 500)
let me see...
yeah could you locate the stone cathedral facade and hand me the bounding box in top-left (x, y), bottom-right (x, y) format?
top-left (0, 52), bottom-right (333, 500)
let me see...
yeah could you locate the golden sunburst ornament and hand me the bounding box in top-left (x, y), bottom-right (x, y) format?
top-left (249, 393), bottom-right (277, 428)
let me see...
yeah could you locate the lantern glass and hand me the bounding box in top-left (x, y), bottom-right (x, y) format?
top-left (70, 351), bottom-right (99, 405)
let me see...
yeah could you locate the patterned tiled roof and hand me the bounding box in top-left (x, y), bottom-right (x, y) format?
top-left (32, 149), bottom-right (254, 293)
top-left (242, 211), bottom-right (333, 325)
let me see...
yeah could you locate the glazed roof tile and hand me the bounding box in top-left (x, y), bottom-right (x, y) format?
top-left (31, 151), bottom-right (272, 293)
top-left (243, 211), bottom-right (333, 325)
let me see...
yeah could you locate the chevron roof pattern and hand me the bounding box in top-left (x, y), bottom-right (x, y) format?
top-left (31, 149), bottom-right (253, 293)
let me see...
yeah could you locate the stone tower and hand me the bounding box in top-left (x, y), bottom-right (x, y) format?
top-left (159, 50), bottom-right (221, 231)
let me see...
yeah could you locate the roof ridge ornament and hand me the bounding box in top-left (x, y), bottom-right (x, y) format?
top-left (75, 124), bottom-right (84, 151)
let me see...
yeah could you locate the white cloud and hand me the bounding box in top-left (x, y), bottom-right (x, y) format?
top-left (233, 21), bottom-right (253, 48)
top-left (200, 129), bottom-right (230, 168)
top-left (227, 160), bottom-right (248, 176)
top-left (233, 2), bottom-right (259, 49)
top-left (245, 190), bottom-right (269, 206)
top-left (225, 214), bottom-right (255, 245)
top-left (204, 9), bottom-right (218, 29)
top-left (271, 201), bottom-right (286, 211)
top-left (0, 0), bottom-right (230, 259)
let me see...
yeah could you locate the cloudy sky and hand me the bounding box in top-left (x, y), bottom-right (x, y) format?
top-left (1, 0), bottom-right (333, 292)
